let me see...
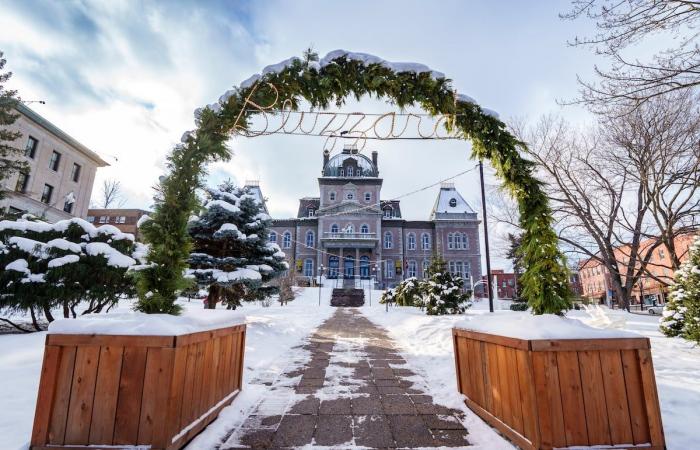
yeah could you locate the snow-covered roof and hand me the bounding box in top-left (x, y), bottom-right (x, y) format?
top-left (430, 183), bottom-right (477, 220)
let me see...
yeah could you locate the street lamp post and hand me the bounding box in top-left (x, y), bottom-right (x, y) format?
top-left (370, 265), bottom-right (377, 306)
top-left (479, 160), bottom-right (495, 313)
top-left (318, 264), bottom-right (325, 306)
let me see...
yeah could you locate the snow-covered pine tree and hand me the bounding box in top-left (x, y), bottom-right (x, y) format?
top-left (0, 216), bottom-right (143, 329)
top-left (419, 257), bottom-right (472, 315)
top-left (661, 236), bottom-right (700, 343)
top-left (0, 51), bottom-right (28, 205)
top-left (187, 181), bottom-right (287, 309)
top-left (392, 277), bottom-right (422, 306)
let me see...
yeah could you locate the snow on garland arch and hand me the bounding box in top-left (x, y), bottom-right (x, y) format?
top-left (136, 49), bottom-right (571, 315)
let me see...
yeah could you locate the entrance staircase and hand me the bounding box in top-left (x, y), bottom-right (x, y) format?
top-left (330, 286), bottom-right (365, 307)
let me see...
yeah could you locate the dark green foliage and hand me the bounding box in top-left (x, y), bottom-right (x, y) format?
top-left (0, 51), bottom-right (28, 201)
top-left (143, 50), bottom-right (571, 315)
top-left (0, 217), bottom-right (140, 322)
top-left (660, 237), bottom-right (700, 342)
top-left (420, 258), bottom-right (472, 315)
top-left (510, 302), bottom-right (529, 311)
top-left (379, 277), bottom-right (422, 306)
top-left (187, 182), bottom-right (287, 309)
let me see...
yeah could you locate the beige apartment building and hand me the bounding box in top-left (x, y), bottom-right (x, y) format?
top-left (1, 103), bottom-right (108, 221)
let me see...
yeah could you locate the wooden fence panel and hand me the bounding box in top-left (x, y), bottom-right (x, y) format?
top-left (30, 323), bottom-right (246, 450)
top-left (452, 329), bottom-right (665, 450)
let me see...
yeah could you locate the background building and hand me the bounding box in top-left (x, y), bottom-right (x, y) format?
top-left (263, 145), bottom-right (483, 291)
top-left (0, 103), bottom-right (108, 221)
top-left (86, 208), bottom-right (151, 240)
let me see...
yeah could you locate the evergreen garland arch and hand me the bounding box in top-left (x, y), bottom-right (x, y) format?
top-left (137, 50), bottom-right (571, 315)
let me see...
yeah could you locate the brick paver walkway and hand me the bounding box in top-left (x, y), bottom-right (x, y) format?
top-left (222, 308), bottom-right (469, 449)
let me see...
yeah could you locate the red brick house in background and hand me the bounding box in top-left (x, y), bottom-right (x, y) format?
top-left (578, 233), bottom-right (696, 308)
top-left (86, 208), bottom-right (151, 241)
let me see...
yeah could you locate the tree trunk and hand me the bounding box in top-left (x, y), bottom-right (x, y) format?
top-left (43, 304), bottom-right (55, 323)
top-left (29, 306), bottom-right (42, 331)
top-left (205, 285), bottom-right (219, 309)
top-left (62, 301), bottom-right (70, 318)
top-left (0, 317), bottom-right (32, 333)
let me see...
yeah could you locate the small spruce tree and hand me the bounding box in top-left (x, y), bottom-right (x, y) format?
top-left (187, 182), bottom-right (287, 309)
top-left (418, 257), bottom-right (472, 315)
top-left (0, 51), bottom-right (29, 203)
top-left (660, 236), bottom-right (700, 343)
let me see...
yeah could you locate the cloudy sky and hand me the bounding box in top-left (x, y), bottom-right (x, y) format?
top-left (1, 0), bottom-right (603, 268)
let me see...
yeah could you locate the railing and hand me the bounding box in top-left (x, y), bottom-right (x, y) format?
top-left (322, 232), bottom-right (377, 240)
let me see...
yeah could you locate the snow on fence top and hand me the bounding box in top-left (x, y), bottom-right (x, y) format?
top-left (455, 312), bottom-right (639, 340)
top-left (48, 309), bottom-right (245, 336)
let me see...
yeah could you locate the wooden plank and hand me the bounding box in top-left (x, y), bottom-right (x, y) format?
top-left (578, 350), bottom-right (611, 446)
top-left (530, 338), bottom-right (649, 352)
top-left (238, 328), bottom-right (246, 389)
top-left (164, 346), bottom-right (189, 445)
top-left (461, 395), bottom-right (536, 450)
top-left (216, 335), bottom-right (230, 401)
top-left (174, 324), bottom-right (245, 347)
top-left (480, 341), bottom-right (493, 413)
top-left (532, 351), bottom-right (566, 448)
top-left (230, 333), bottom-right (241, 393)
top-left (557, 351), bottom-right (588, 446)
top-left (30, 345), bottom-right (62, 446)
top-left (620, 350), bottom-right (651, 445)
top-left (452, 328), bottom-right (529, 350)
top-left (452, 333), bottom-right (462, 394)
top-left (506, 347), bottom-right (524, 435)
top-left (516, 350), bottom-right (539, 446)
top-left (64, 346), bottom-right (101, 445)
top-left (179, 343), bottom-right (198, 429)
top-left (637, 348), bottom-right (665, 448)
top-left (599, 349), bottom-right (634, 445)
top-left (88, 345), bottom-right (123, 445)
top-left (168, 390), bottom-right (241, 450)
top-left (190, 341), bottom-right (206, 421)
top-left (208, 337), bottom-right (222, 405)
top-left (220, 335), bottom-right (233, 398)
top-left (113, 346), bottom-right (147, 445)
top-left (198, 339), bottom-right (214, 415)
top-left (496, 344), bottom-right (514, 428)
top-left (48, 346), bottom-right (77, 445)
top-left (471, 338), bottom-right (486, 407)
top-left (140, 347), bottom-right (175, 447)
top-left (459, 337), bottom-right (474, 400)
top-left (486, 342), bottom-right (502, 420)
top-left (48, 334), bottom-right (173, 348)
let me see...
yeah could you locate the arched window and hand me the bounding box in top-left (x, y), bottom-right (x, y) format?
top-left (461, 233), bottom-right (469, 249)
top-left (283, 231), bottom-right (292, 249)
top-left (383, 207), bottom-right (392, 218)
top-left (407, 260), bottom-right (417, 278)
top-left (364, 192), bottom-right (371, 202)
top-left (447, 233), bottom-right (454, 250)
top-left (347, 166), bottom-right (354, 177)
top-left (303, 258), bottom-right (314, 277)
top-left (330, 223), bottom-right (339, 233)
top-left (360, 224), bottom-right (369, 234)
top-left (421, 233), bottom-right (430, 250)
top-left (339, 168), bottom-right (344, 176)
top-left (407, 233), bottom-right (416, 250)
top-left (464, 262), bottom-right (471, 283)
top-left (329, 191), bottom-right (336, 201)
top-left (268, 231), bottom-right (277, 243)
top-left (384, 231), bottom-right (393, 249)
top-left (306, 230), bottom-right (314, 248)
top-left (307, 207), bottom-right (315, 217)
top-left (422, 259), bottom-right (430, 277)
top-left (455, 261), bottom-right (463, 278)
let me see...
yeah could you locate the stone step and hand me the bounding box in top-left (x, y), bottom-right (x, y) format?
top-left (331, 288), bottom-right (365, 307)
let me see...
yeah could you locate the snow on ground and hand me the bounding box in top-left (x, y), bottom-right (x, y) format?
top-left (1, 288), bottom-right (699, 450)
top-left (361, 295), bottom-right (700, 450)
top-left (0, 287), bottom-right (334, 450)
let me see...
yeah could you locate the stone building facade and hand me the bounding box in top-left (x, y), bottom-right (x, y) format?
top-left (264, 146), bottom-right (482, 291)
top-left (0, 103), bottom-right (108, 221)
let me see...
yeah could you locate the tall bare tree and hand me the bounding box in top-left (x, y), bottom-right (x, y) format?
top-left (97, 179), bottom-right (126, 208)
top-left (562, 0), bottom-right (700, 111)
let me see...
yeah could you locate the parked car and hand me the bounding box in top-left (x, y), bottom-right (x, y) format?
top-left (647, 305), bottom-right (665, 315)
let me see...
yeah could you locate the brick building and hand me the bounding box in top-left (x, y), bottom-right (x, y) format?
top-left (86, 208), bottom-right (151, 240)
top-left (579, 234), bottom-right (696, 308)
top-left (1, 103), bottom-right (108, 221)
top-left (265, 146), bottom-right (482, 291)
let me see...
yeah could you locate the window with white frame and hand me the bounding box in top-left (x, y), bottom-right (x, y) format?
top-left (407, 260), bottom-right (417, 277)
top-left (364, 192), bottom-right (371, 202)
top-left (331, 223), bottom-right (339, 233)
top-left (347, 166), bottom-right (353, 177)
top-left (269, 231), bottom-right (277, 243)
top-left (422, 259), bottom-right (430, 277)
top-left (385, 260), bottom-right (395, 278)
top-left (407, 233), bottom-right (416, 250)
top-left (345, 224), bottom-right (354, 233)
top-left (421, 233), bottom-right (430, 250)
top-left (346, 191), bottom-right (354, 200)
top-left (461, 233), bottom-right (469, 249)
top-left (455, 261), bottom-right (463, 278)
top-left (464, 261), bottom-right (471, 280)
top-left (306, 230), bottom-right (314, 248)
top-left (283, 231), bottom-right (292, 248)
top-left (329, 191), bottom-right (336, 201)
top-left (360, 224), bottom-right (369, 234)
top-left (384, 208), bottom-right (392, 218)
top-left (447, 233), bottom-right (454, 249)
top-left (449, 261), bottom-right (456, 274)
top-left (304, 258), bottom-right (314, 277)
top-left (307, 207), bottom-right (315, 217)
top-left (99, 216), bottom-right (107, 224)
top-left (384, 231), bottom-right (393, 249)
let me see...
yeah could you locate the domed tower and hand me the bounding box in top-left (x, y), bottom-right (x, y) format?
top-left (321, 145), bottom-right (379, 178)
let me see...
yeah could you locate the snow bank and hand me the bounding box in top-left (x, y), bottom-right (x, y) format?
top-left (0, 217), bottom-right (134, 241)
top-left (47, 309), bottom-right (245, 336)
top-left (455, 311), bottom-right (639, 340)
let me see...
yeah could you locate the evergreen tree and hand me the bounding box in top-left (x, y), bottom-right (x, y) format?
top-left (661, 236), bottom-right (700, 342)
top-left (506, 233), bottom-right (528, 310)
top-left (418, 257), bottom-right (472, 315)
top-left (0, 51), bottom-right (28, 202)
top-left (380, 277), bottom-right (422, 306)
top-left (0, 216), bottom-right (142, 328)
top-left (187, 182), bottom-right (287, 309)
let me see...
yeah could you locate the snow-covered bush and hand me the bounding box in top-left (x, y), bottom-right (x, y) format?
top-left (0, 216), bottom-right (144, 324)
top-left (379, 288), bottom-right (396, 305)
top-left (510, 302), bottom-right (529, 311)
top-left (381, 277), bottom-right (422, 306)
top-left (418, 258), bottom-right (472, 315)
top-left (661, 236), bottom-right (700, 343)
top-left (187, 182), bottom-right (288, 309)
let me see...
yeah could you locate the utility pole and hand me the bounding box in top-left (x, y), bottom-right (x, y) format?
top-left (479, 160), bottom-right (494, 313)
